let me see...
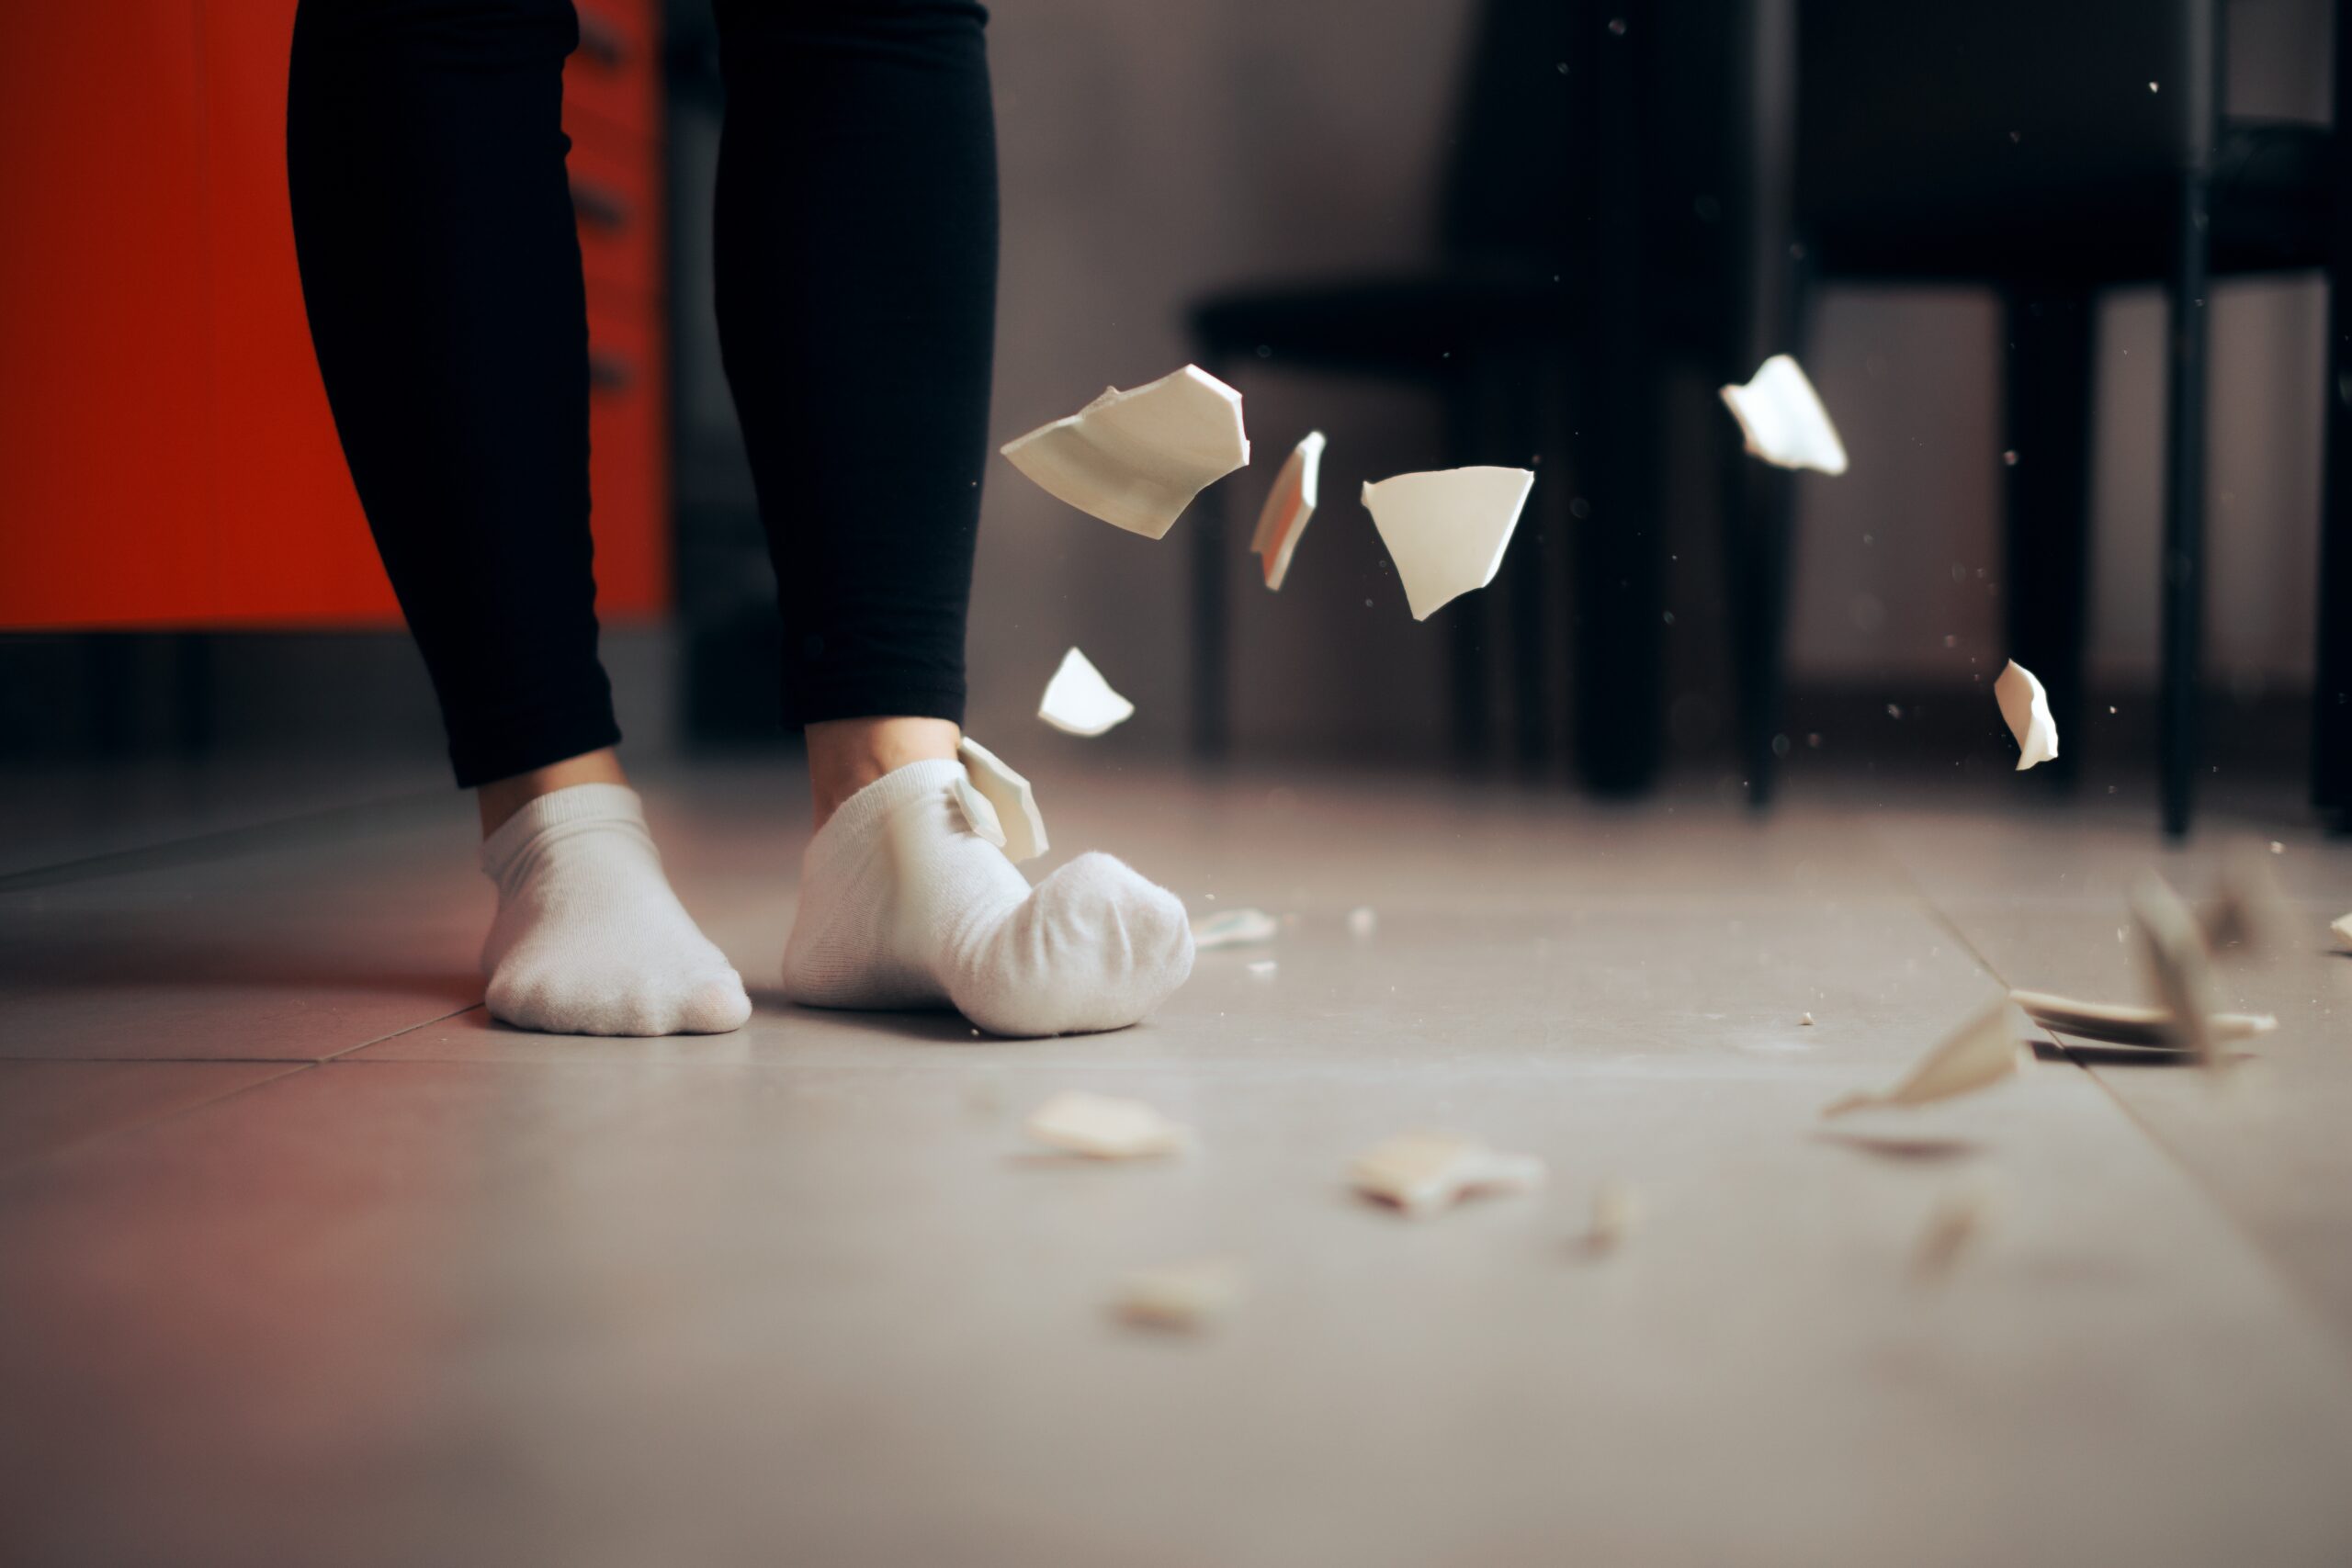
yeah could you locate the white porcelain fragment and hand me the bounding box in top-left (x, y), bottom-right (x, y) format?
top-left (1023, 1090), bottom-right (1191, 1160)
top-left (1822, 1001), bottom-right (2030, 1118)
top-left (1112, 1258), bottom-right (1247, 1332)
top-left (2335, 912), bottom-right (2352, 951)
top-left (2131, 872), bottom-right (2222, 1068)
top-left (953, 773), bottom-right (1005, 849)
top-left (1348, 1132), bottom-right (1545, 1216)
top-left (2007, 988), bottom-right (2275, 1048)
top-left (956, 737), bottom-right (1047, 863)
top-left (1193, 907), bottom-right (1279, 950)
top-left (1036, 647), bottom-right (1134, 738)
top-left (1586, 1179), bottom-right (1641, 1252)
top-left (1718, 353), bottom-right (1849, 475)
top-left (1360, 466), bottom-right (1535, 621)
top-left (1249, 431), bottom-right (1325, 591)
top-left (1994, 659), bottom-right (2059, 771)
top-left (999, 365), bottom-right (1249, 538)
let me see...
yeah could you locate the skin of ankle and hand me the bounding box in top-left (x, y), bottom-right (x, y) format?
top-left (477, 748), bottom-right (629, 839)
top-left (807, 716), bottom-right (962, 827)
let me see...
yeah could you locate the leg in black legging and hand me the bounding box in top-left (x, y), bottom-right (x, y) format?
top-left (710, 0), bottom-right (999, 732)
top-left (288, 0), bottom-right (749, 1039)
top-left (288, 0), bottom-right (617, 790)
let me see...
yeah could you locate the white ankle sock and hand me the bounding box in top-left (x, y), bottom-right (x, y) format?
top-left (480, 784), bottom-right (752, 1036)
top-left (782, 759), bottom-right (1193, 1037)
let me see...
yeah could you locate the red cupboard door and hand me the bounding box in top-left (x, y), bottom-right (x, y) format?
top-left (204, 0), bottom-right (399, 626)
top-left (0, 3), bottom-right (219, 627)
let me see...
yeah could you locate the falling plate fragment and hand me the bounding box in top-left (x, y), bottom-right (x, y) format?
top-left (1037, 647), bottom-right (1134, 737)
top-left (1586, 1178), bottom-right (1641, 1252)
top-left (957, 737), bottom-right (1048, 863)
top-left (1349, 1132), bottom-right (1546, 1216)
top-left (2008, 988), bottom-right (2276, 1048)
top-left (953, 773), bottom-right (1006, 849)
top-left (999, 365), bottom-right (1250, 539)
top-left (1023, 1090), bottom-right (1191, 1159)
top-left (2132, 872), bottom-right (2222, 1068)
top-left (1193, 907), bottom-right (1279, 950)
top-left (1719, 354), bottom-right (1849, 475)
top-left (1911, 1187), bottom-right (1996, 1285)
top-left (1249, 431), bottom-right (1325, 591)
top-left (1112, 1258), bottom-right (1247, 1333)
top-left (1822, 1001), bottom-right (2030, 1118)
top-left (1361, 466), bottom-right (1535, 621)
top-left (1994, 659), bottom-right (2059, 771)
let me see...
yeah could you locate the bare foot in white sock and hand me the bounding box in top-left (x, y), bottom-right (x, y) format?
top-left (480, 784), bottom-right (752, 1036)
top-left (782, 759), bottom-right (1193, 1036)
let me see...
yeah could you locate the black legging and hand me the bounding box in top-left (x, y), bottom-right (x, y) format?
top-left (288, 0), bottom-right (997, 787)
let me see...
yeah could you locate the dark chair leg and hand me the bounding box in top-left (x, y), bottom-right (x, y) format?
top-left (1727, 456), bottom-right (1796, 809)
top-left (2159, 180), bottom-right (2211, 840)
top-left (2002, 287), bottom-right (2097, 790)
top-left (2313, 2), bottom-right (2352, 829)
top-left (1188, 351), bottom-right (1231, 764)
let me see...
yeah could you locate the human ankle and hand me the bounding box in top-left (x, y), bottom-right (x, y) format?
top-left (476, 748), bottom-right (629, 839)
top-left (806, 716), bottom-right (961, 827)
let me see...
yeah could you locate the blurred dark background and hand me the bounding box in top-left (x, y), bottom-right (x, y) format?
top-left (2, 0), bottom-right (2342, 836)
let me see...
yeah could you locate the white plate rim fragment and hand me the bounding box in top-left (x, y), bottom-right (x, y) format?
top-left (1250, 430), bottom-right (1325, 591)
top-left (999, 365), bottom-right (1250, 539)
top-left (1719, 354), bottom-right (1848, 475)
top-left (1360, 465), bottom-right (1536, 621)
top-left (1037, 647), bottom-right (1135, 738)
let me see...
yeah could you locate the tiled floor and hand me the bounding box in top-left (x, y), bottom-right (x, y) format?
top-left (4, 761), bottom-right (2350, 1567)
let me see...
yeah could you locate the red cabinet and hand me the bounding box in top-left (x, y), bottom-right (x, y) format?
top-left (0, 0), bottom-right (667, 629)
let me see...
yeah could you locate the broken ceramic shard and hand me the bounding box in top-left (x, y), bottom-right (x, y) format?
top-left (1249, 430), bottom-right (1325, 591)
top-left (956, 737), bottom-right (1048, 863)
top-left (1036, 647), bottom-right (1134, 737)
top-left (1023, 1090), bottom-right (1191, 1159)
top-left (2131, 872), bottom-right (2222, 1068)
top-left (1112, 1258), bottom-right (1247, 1332)
top-left (1586, 1179), bottom-right (1640, 1251)
top-left (1360, 466), bottom-right (1536, 621)
top-left (1912, 1188), bottom-right (1995, 1284)
top-left (1193, 907), bottom-right (1279, 950)
top-left (2007, 988), bottom-right (2275, 1047)
top-left (1994, 659), bottom-right (2059, 771)
top-left (999, 365), bottom-right (1249, 538)
top-left (953, 773), bottom-right (1006, 849)
top-left (1718, 354), bottom-right (1849, 475)
top-left (2335, 912), bottom-right (2352, 950)
top-left (1822, 1001), bottom-right (2030, 1118)
top-left (1349, 1132), bottom-right (1545, 1216)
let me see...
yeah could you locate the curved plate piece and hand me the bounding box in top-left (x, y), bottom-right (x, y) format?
top-left (2008, 988), bottom-right (2276, 1048)
top-left (1822, 1001), bottom-right (2030, 1118)
top-left (1023, 1090), bottom-right (1192, 1159)
top-left (1720, 353), bottom-right (1849, 475)
top-left (956, 736), bottom-right (1048, 863)
top-left (1360, 465), bottom-right (1536, 622)
top-left (1250, 430), bottom-right (1326, 590)
top-left (1037, 647), bottom-right (1134, 737)
top-left (999, 365), bottom-right (1250, 538)
top-left (1995, 659), bottom-right (2060, 771)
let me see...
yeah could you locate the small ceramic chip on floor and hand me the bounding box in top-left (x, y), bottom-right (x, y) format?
top-left (1360, 466), bottom-right (1535, 621)
top-left (957, 737), bottom-right (1048, 863)
top-left (2332, 912), bottom-right (2352, 951)
top-left (1193, 907), bottom-right (1279, 950)
top-left (1822, 1000), bottom-right (2030, 1118)
top-left (1250, 430), bottom-right (1324, 591)
top-left (1718, 354), bottom-right (1848, 475)
top-left (1246, 960), bottom-right (1277, 978)
top-left (1111, 1258), bottom-right (1247, 1333)
top-left (1584, 1178), bottom-right (1641, 1252)
top-left (2007, 988), bottom-right (2275, 1048)
top-left (1023, 1090), bottom-right (1191, 1159)
top-left (1349, 1132), bottom-right (1545, 1216)
top-left (1036, 647), bottom-right (1134, 737)
top-left (999, 365), bottom-right (1249, 538)
top-left (1994, 659), bottom-right (2060, 771)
